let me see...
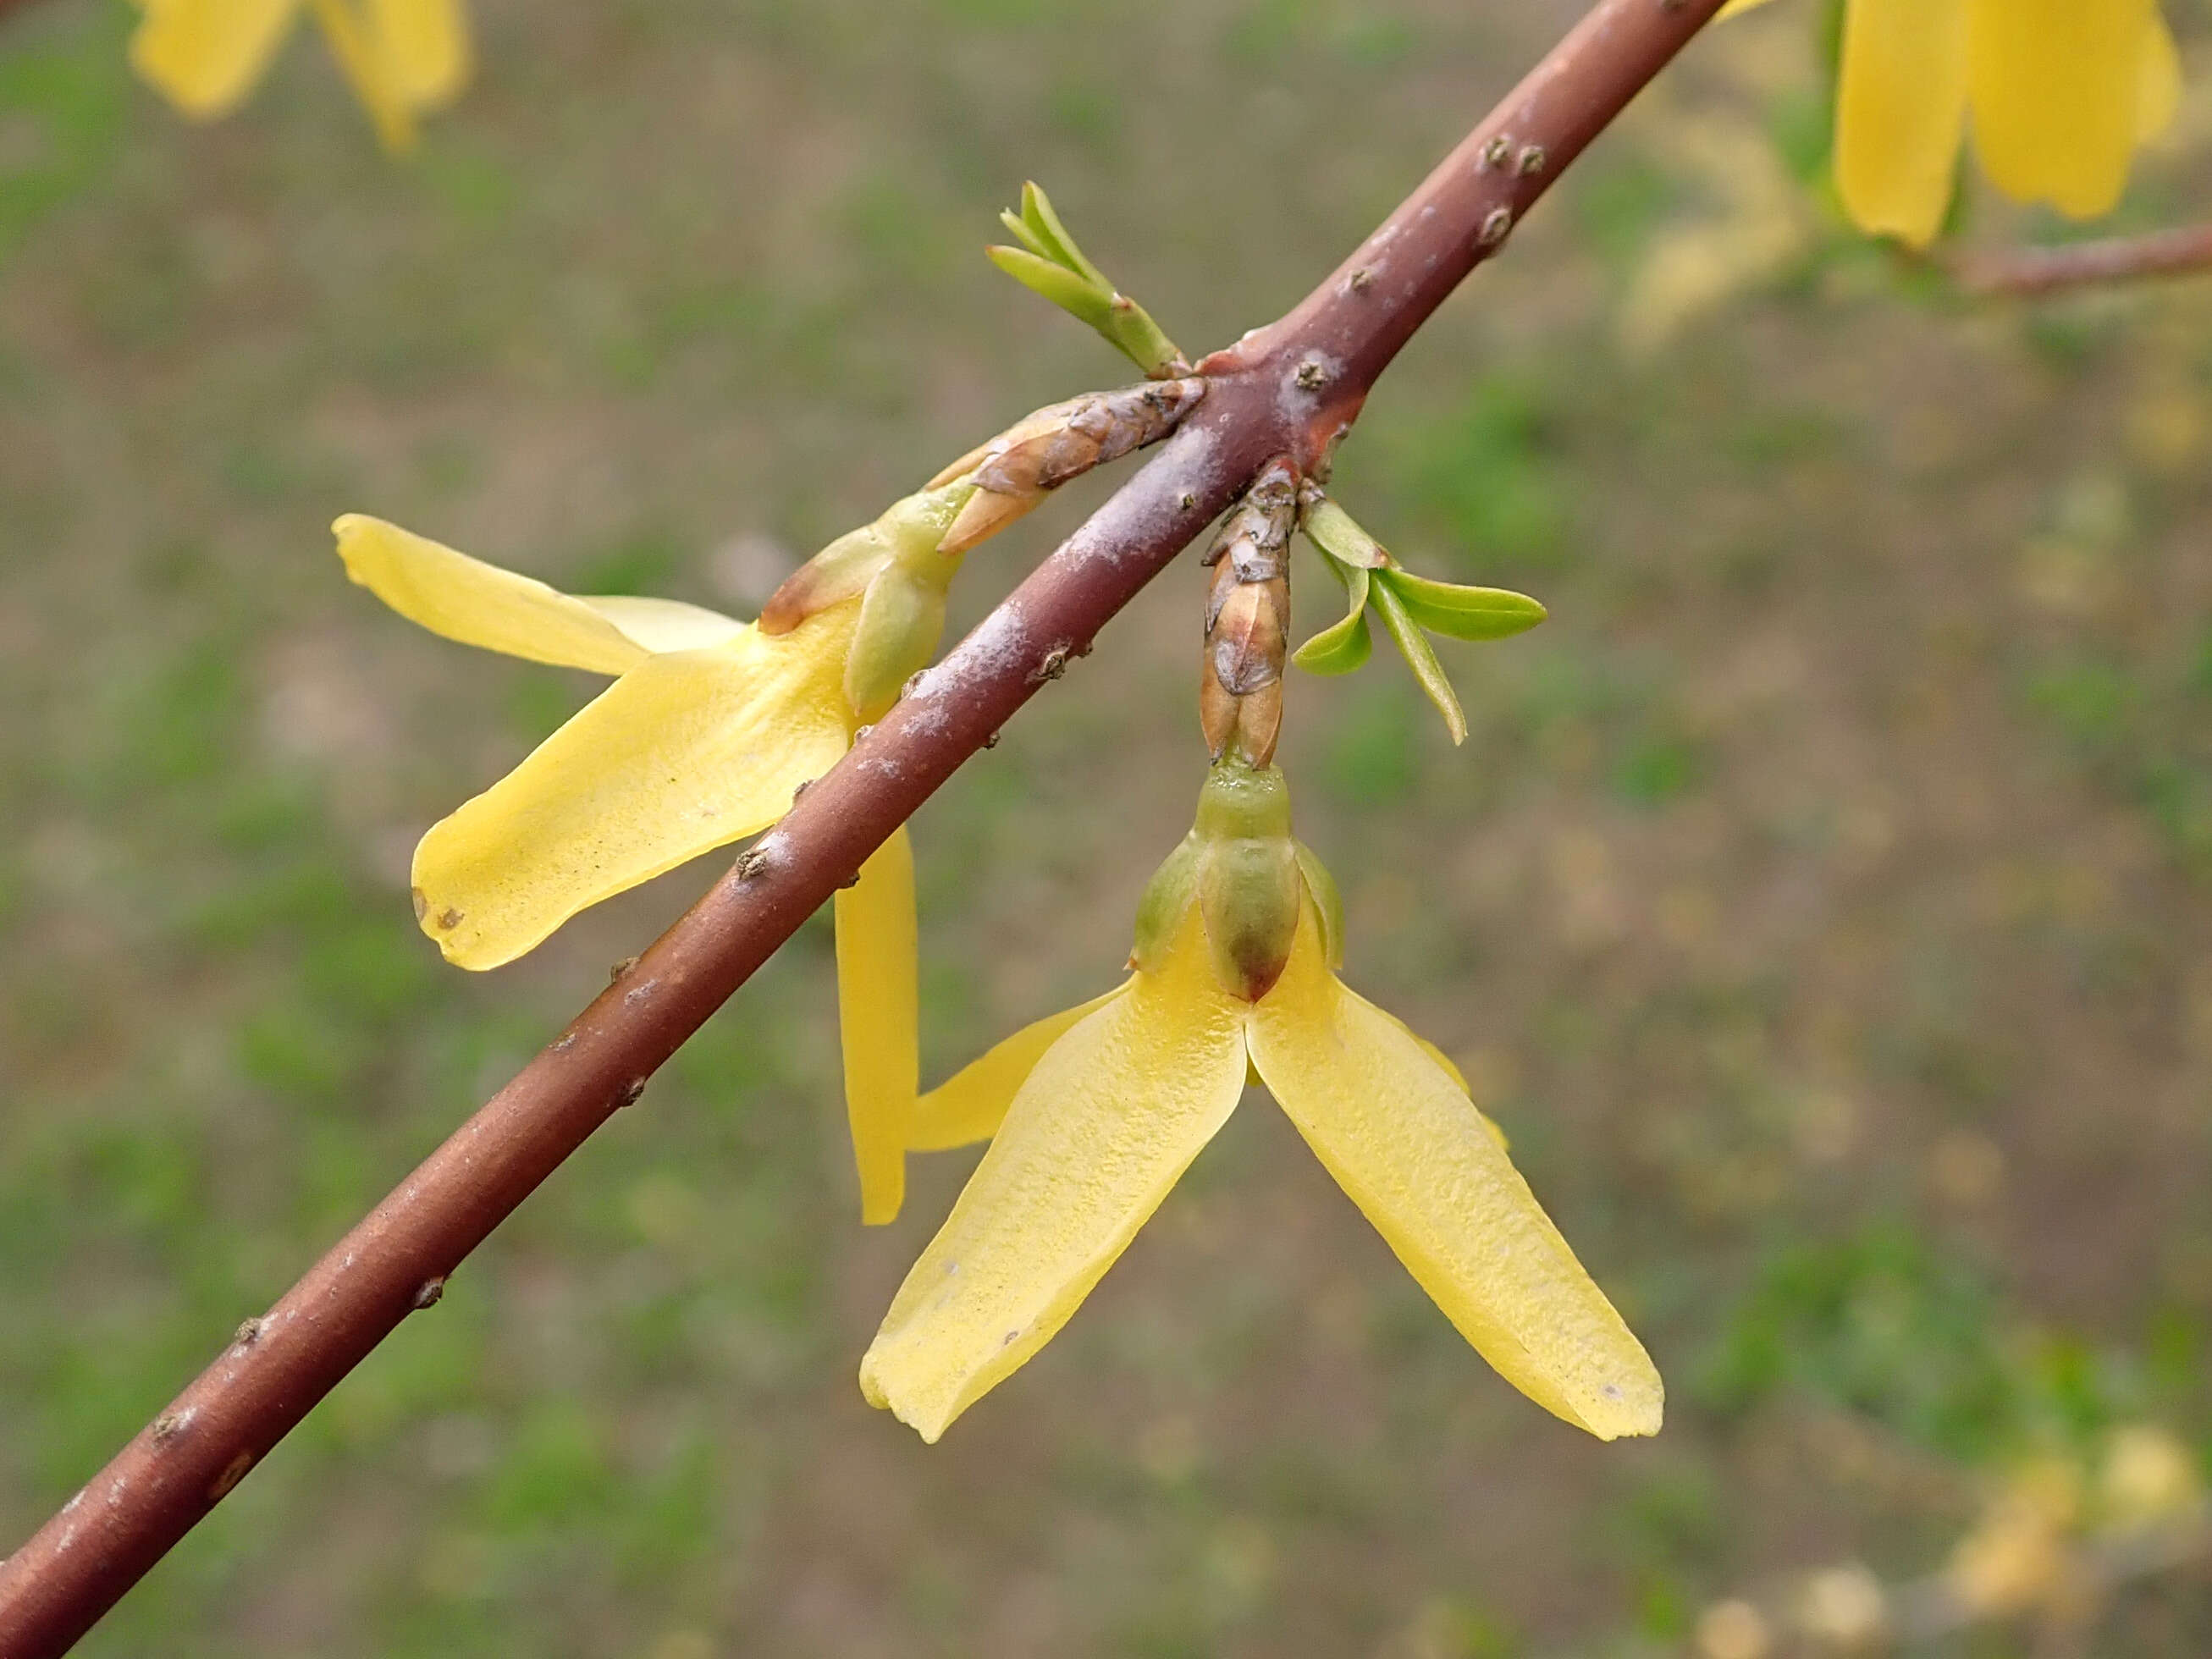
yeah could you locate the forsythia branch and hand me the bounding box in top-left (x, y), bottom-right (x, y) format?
top-left (0, 1), bottom-right (1729, 1651)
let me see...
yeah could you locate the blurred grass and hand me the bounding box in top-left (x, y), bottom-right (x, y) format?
top-left (4, 0), bottom-right (2212, 1655)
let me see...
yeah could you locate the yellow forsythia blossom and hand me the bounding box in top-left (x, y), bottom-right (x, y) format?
top-left (1728, 0), bottom-right (2180, 247)
top-left (863, 762), bottom-right (1662, 1442)
top-left (334, 505), bottom-right (964, 1224)
top-left (131, 0), bottom-right (471, 152)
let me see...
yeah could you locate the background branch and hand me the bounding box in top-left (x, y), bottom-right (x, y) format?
top-left (1953, 223), bottom-right (2212, 297)
top-left (0, 1), bottom-right (1725, 1651)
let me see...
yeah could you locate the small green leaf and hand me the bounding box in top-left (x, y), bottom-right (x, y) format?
top-left (985, 245), bottom-right (1114, 332)
top-left (997, 207), bottom-right (1056, 262)
top-left (1371, 578), bottom-right (1467, 745)
top-left (1380, 570), bottom-right (1547, 641)
top-left (1292, 562), bottom-right (1373, 675)
top-left (1020, 179), bottom-right (1108, 288)
top-left (1301, 497), bottom-right (1390, 569)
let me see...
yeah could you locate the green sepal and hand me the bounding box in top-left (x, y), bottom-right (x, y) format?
top-left (1371, 577), bottom-right (1468, 746)
top-left (1130, 835), bottom-right (1201, 973)
top-left (880, 477), bottom-right (978, 571)
top-left (1301, 496), bottom-right (1390, 570)
top-left (1292, 560), bottom-right (1373, 675)
top-left (1378, 569), bottom-right (1547, 642)
top-left (844, 564), bottom-right (948, 725)
top-left (1293, 839), bottom-right (1344, 971)
top-left (985, 245), bottom-right (1117, 333)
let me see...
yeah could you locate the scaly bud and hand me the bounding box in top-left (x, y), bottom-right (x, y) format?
top-left (1199, 460), bottom-right (1298, 766)
top-left (934, 378), bottom-right (1206, 557)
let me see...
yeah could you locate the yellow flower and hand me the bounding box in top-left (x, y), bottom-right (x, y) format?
top-left (1726, 0), bottom-right (2180, 247)
top-left (334, 491), bottom-right (972, 1223)
top-left (130, 0), bottom-right (472, 153)
top-left (863, 761), bottom-right (1662, 1443)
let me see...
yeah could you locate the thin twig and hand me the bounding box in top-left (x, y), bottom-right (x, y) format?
top-left (1953, 223), bottom-right (2212, 298)
top-left (0, 2), bottom-right (1725, 1651)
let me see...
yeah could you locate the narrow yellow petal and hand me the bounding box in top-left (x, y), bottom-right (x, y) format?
top-left (860, 912), bottom-right (1249, 1441)
top-left (1969, 0), bottom-right (2153, 219)
top-left (1834, 0), bottom-right (1969, 248)
top-left (307, 0), bottom-right (415, 153)
top-left (335, 515), bottom-right (649, 675)
top-left (836, 825), bottom-right (918, 1226)
top-left (1715, 0), bottom-right (1782, 16)
top-left (367, 0), bottom-right (470, 109)
top-left (1396, 1028), bottom-right (1508, 1149)
top-left (130, 0), bottom-right (301, 117)
top-left (2138, 11), bottom-right (2181, 146)
top-left (411, 608), bottom-right (856, 968)
top-left (909, 986), bottom-right (1129, 1153)
top-left (579, 595), bottom-right (747, 656)
top-left (1249, 910), bottom-right (1663, 1441)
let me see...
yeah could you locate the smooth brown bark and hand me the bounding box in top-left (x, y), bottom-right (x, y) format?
top-left (0, 2), bottom-right (1725, 1651)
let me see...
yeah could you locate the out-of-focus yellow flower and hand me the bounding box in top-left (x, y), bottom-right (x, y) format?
top-left (1726, 0), bottom-right (2180, 247)
top-left (862, 761), bottom-right (1663, 1442)
top-left (130, 0), bottom-right (472, 153)
top-left (334, 488), bottom-right (973, 1223)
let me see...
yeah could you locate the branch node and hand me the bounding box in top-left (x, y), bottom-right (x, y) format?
top-left (411, 1277), bottom-right (446, 1311)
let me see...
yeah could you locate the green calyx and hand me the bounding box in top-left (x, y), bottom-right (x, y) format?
top-left (1292, 492), bottom-right (1548, 747)
top-left (1131, 760), bottom-right (1345, 999)
top-left (757, 479), bottom-right (976, 725)
top-left (988, 182), bottom-right (1188, 379)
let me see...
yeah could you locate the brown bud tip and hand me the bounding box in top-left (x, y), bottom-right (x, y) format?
top-left (1199, 670), bottom-right (1239, 761)
top-left (1229, 680), bottom-right (1283, 769)
top-left (939, 487), bottom-right (1040, 557)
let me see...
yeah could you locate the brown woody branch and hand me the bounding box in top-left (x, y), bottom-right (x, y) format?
top-left (1952, 222), bottom-right (2212, 298)
top-left (0, 2), bottom-right (1726, 1651)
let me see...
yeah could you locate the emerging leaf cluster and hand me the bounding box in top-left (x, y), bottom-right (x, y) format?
top-left (989, 183), bottom-right (1189, 379)
top-left (1294, 495), bottom-right (1546, 744)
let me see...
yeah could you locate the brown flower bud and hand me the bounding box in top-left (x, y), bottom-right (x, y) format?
top-left (1199, 459), bottom-right (1298, 767)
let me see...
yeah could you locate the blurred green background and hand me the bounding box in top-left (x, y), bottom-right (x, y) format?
top-left (4, 1), bottom-right (2212, 1653)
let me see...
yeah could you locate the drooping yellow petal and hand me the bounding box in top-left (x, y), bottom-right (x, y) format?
top-left (836, 825), bottom-right (918, 1226)
top-left (1834, 0), bottom-right (1970, 248)
top-left (367, 0), bottom-right (469, 109)
top-left (2138, 11), bottom-right (2181, 145)
top-left (336, 515), bottom-right (654, 675)
top-left (579, 595), bottom-right (748, 656)
top-left (1249, 910), bottom-right (1663, 1441)
top-left (908, 986), bottom-right (1129, 1153)
top-left (411, 606), bottom-right (857, 968)
top-left (1968, 0), bottom-right (2154, 220)
top-left (1394, 1027), bottom-right (1509, 1150)
top-left (307, 0), bottom-right (414, 153)
top-left (860, 911), bottom-right (1249, 1441)
top-left (130, 0), bottom-right (302, 117)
